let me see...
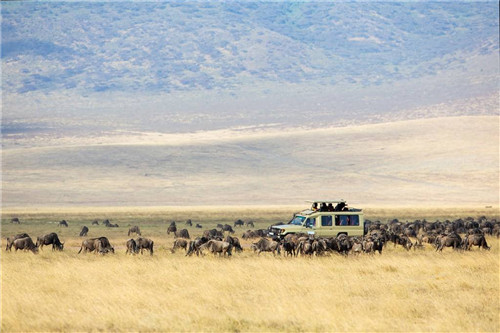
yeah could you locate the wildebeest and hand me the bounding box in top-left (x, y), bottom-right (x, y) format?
top-left (126, 239), bottom-right (138, 254)
top-left (435, 233), bottom-right (462, 251)
top-left (103, 219), bottom-right (118, 227)
top-left (171, 238), bottom-right (189, 253)
top-left (199, 240), bottom-right (232, 257)
top-left (251, 238), bottom-right (281, 256)
top-left (391, 234), bottom-right (413, 251)
top-left (10, 217), bottom-right (21, 224)
top-left (167, 221), bottom-right (177, 235)
top-left (186, 237), bottom-right (209, 256)
top-left (80, 226), bottom-right (89, 237)
top-left (175, 229), bottom-right (190, 239)
top-left (13, 237), bottom-right (38, 254)
top-left (245, 220), bottom-right (255, 228)
top-left (203, 229), bottom-right (223, 239)
top-left (225, 235), bottom-right (243, 252)
top-left (234, 219), bottom-right (244, 227)
top-left (78, 237), bottom-right (114, 254)
top-left (282, 239), bottom-right (296, 257)
top-left (92, 220), bottom-right (99, 225)
top-left (216, 223), bottom-right (224, 229)
top-left (242, 230), bottom-right (258, 240)
top-left (196, 223), bottom-right (203, 228)
top-left (128, 225), bottom-right (141, 236)
top-left (95, 237), bottom-right (115, 254)
top-left (296, 239), bottom-right (313, 256)
top-left (222, 224), bottom-right (235, 234)
top-left (59, 220), bottom-right (68, 227)
top-left (463, 234), bottom-right (490, 250)
top-left (6, 233), bottom-right (30, 251)
top-left (36, 233), bottom-right (64, 251)
top-left (135, 237), bottom-right (154, 255)
top-left (185, 219), bottom-right (193, 226)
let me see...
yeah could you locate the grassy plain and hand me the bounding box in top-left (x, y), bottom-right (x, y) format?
top-left (1, 207), bottom-right (499, 332)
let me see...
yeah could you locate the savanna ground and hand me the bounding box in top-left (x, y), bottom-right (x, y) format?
top-left (1, 206), bottom-right (499, 332)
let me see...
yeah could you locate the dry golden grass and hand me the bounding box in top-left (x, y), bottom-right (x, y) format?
top-left (1, 207), bottom-right (499, 332)
top-left (2, 241), bottom-right (499, 332)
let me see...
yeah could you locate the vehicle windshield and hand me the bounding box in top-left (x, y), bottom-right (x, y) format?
top-left (289, 215), bottom-right (306, 225)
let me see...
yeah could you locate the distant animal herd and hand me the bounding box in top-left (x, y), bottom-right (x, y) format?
top-left (5, 216), bottom-right (498, 257)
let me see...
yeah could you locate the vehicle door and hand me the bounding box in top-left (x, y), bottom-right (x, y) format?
top-left (316, 214), bottom-right (333, 237)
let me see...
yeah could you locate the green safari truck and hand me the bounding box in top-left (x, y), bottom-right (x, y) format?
top-left (269, 200), bottom-right (365, 238)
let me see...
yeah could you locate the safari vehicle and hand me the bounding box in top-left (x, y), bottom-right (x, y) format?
top-left (269, 200), bottom-right (365, 238)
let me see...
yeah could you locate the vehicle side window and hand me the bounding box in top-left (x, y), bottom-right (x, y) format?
top-left (321, 216), bottom-right (332, 227)
top-left (305, 218), bottom-right (316, 228)
top-left (335, 215), bottom-right (359, 226)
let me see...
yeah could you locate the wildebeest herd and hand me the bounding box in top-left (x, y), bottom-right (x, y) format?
top-left (4, 216), bottom-right (498, 257)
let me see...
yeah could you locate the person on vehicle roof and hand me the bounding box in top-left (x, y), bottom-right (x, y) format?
top-left (335, 202), bottom-right (346, 211)
top-left (311, 202), bottom-right (319, 211)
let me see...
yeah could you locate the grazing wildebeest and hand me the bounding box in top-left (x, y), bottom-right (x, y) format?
top-left (92, 220), bottom-right (99, 225)
top-left (185, 219), bottom-right (193, 226)
top-left (242, 230), bottom-right (257, 240)
top-left (167, 221), bottom-right (177, 235)
top-left (391, 234), bottom-right (413, 250)
top-left (196, 224), bottom-right (203, 228)
top-left (245, 220), bottom-right (255, 228)
top-left (225, 235), bottom-right (243, 252)
top-left (222, 224), bottom-right (235, 234)
top-left (435, 233), bottom-right (462, 251)
top-left (126, 239), bottom-right (138, 254)
top-left (59, 220), bottom-right (68, 227)
top-left (78, 237), bottom-right (114, 254)
top-left (13, 237), bottom-right (38, 254)
top-left (464, 234), bottom-right (490, 250)
top-left (199, 240), bottom-right (232, 257)
top-left (203, 229), bottom-right (223, 239)
top-left (175, 229), bottom-right (190, 239)
top-left (128, 225), bottom-right (141, 236)
top-left (11, 217), bottom-right (21, 224)
top-left (171, 238), bottom-right (189, 253)
top-left (80, 226), bottom-right (89, 237)
top-left (251, 238), bottom-right (281, 256)
top-left (186, 237), bottom-right (209, 256)
top-left (103, 219), bottom-right (111, 226)
top-left (107, 223), bottom-right (119, 228)
top-left (135, 237), bottom-right (154, 255)
top-left (5, 233), bottom-right (30, 251)
top-left (36, 233), bottom-right (64, 251)
top-left (234, 219), bottom-right (244, 227)
top-left (216, 223), bottom-right (224, 229)
top-left (78, 238), bottom-right (99, 254)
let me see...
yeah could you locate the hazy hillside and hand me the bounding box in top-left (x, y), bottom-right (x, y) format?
top-left (2, 2), bottom-right (499, 133)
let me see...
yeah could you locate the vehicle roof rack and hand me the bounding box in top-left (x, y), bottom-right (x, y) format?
top-left (306, 200), bottom-right (346, 204)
